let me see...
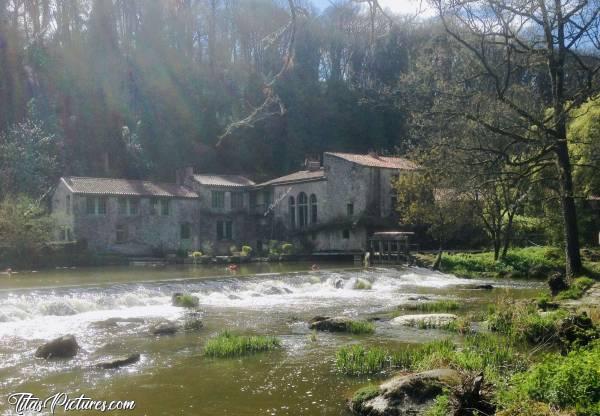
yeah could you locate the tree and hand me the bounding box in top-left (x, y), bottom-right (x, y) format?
top-left (428, 0), bottom-right (600, 277)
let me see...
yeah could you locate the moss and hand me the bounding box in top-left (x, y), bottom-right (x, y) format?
top-left (353, 278), bottom-right (372, 290)
top-left (204, 331), bottom-right (280, 358)
top-left (350, 385), bottom-right (380, 410)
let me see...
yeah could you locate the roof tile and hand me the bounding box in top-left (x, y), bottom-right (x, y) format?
top-left (256, 169), bottom-right (325, 187)
top-left (63, 177), bottom-right (197, 198)
top-left (326, 152), bottom-right (419, 170)
top-left (192, 174), bottom-right (255, 187)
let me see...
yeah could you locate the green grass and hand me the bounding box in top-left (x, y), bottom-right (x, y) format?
top-left (204, 331), bottom-right (280, 358)
top-left (347, 320), bottom-right (376, 334)
top-left (403, 300), bottom-right (460, 313)
top-left (424, 393), bottom-right (452, 416)
top-left (556, 276), bottom-right (596, 300)
top-left (498, 341), bottom-right (600, 415)
top-left (335, 345), bottom-right (389, 375)
top-left (173, 293), bottom-right (199, 308)
top-left (438, 246), bottom-right (564, 279)
top-left (349, 385), bottom-right (380, 410)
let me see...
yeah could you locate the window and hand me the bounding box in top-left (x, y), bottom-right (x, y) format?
top-left (217, 220), bottom-right (233, 240)
top-left (66, 195), bottom-right (71, 215)
top-left (119, 198), bottom-right (128, 215)
top-left (116, 224), bottom-right (128, 243)
top-left (150, 198), bottom-right (159, 215)
top-left (66, 228), bottom-right (72, 242)
top-left (289, 196), bottom-right (296, 229)
top-left (118, 198), bottom-right (139, 216)
top-left (160, 199), bottom-right (170, 216)
top-left (180, 223), bottom-right (191, 240)
top-left (212, 191), bottom-right (225, 209)
top-left (231, 192), bottom-right (244, 210)
top-left (298, 192), bottom-right (308, 228)
top-left (347, 203), bottom-right (354, 217)
top-left (310, 194), bottom-right (317, 224)
top-left (86, 197), bottom-right (107, 215)
top-left (343, 229), bottom-right (350, 239)
top-left (129, 198), bottom-right (139, 215)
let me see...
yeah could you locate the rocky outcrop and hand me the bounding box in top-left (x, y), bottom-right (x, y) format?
top-left (35, 335), bottom-right (79, 359)
top-left (391, 314), bottom-right (457, 329)
top-left (309, 316), bottom-right (354, 332)
top-left (150, 321), bottom-right (178, 336)
top-left (349, 369), bottom-right (462, 415)
top-left (96, 353), bottom-right (141, 369)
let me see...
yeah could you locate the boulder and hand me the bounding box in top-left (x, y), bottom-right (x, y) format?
top-left (91, 317), bottom-right (146, 328)
top-left (391, 314), bottom-right (457, 329)
top-left (150, 321), bottom-right (178, 336)
top-left (96, 353), bottom-right (141, 369)
top-left (349, 368), bottom-right (462, 415)
top-left (35, 335), bottom-right (79, 359)
top-left (464, 284), bottom-right (494, 290)
top-left (309, 316), bottom-right (354, 332)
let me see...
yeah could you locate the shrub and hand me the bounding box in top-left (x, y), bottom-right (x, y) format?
top-left (500, 342), bottom-right (600, 415)
top-left (281, 243), bottom-right (294, 255)
top-left (347, 320), bottom-right (375, 334)
top-left (204, 331), bottom-right (280, 358)
top-left (241, 245), bottom-right (252, 257)
top-left (336, 345), bottom-right (389, 375)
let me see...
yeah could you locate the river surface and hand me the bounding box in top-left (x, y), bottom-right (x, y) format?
top-left (0, 262), bottom-right (544, 415)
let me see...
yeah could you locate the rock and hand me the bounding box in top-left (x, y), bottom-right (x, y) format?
top-left (183, 312), bottom-right (204, 331)
top-left (548, 272), bottom-right (568, 296)
top-left (171, 293), bottom-right (200, 308)
top-left (464, 284), bottom-right (494, 290)
top-left (391, 314), bottom-right (458, 329)
top-left (349, 368), bottom-right (462, 415)
top-left (96, 353), bottom-right (141, 369)
top-left (333, 278), bottom-right (345, 289)
top-left (407, 296), bottom-right (430, 301)
top-left (91, 317), bottom-right (146, 328)
top-left (35, 335), bottom-right (79, 359)
top-left (309, 316), bottom-right (354, 332)
top-left (150, 321), bottom-right (178, 336)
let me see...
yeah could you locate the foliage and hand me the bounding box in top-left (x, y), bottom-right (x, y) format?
top-left (0, 196), bottom-right (54, 266)
top-left (172, 293), bottom-right (200, 308)
top-left (204, 331), bottom-right (280, 358)
top-left (241, 245), bottom-right (253, 257)
top-left (499, 342), bottom-right (600, 415)
top-left (281, 243), bottom-right (294, 255)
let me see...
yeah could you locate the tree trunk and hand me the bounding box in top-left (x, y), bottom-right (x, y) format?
top-left (500, 212), bottom-right (515, 260)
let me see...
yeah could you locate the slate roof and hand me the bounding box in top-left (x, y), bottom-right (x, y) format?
top-left (326, 152), bottom-right (419, 170)
top-left (255, 168), bottom-right (326, 187)
top-left (61, 177), bottom-right (198, 198)
top-left (192, 174), bottom-right (255, 187)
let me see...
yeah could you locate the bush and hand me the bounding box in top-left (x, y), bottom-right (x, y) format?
top-left (336, 345), bottom-right (389, 375)
top-left (500, 342), bottom-right (600, 415)
top-left (281, 243), bottom-right (294, 255)
top-left (204, 331), bottom-right (280, 358)
top-left (241, 245), bottom-right (252, 257)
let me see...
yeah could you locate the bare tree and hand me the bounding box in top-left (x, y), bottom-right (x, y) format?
top-left (429, 0), bottom-right (600, 277)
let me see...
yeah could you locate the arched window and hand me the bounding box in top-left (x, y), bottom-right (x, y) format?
top-left (289, 196), bottom-right (296, 229)
top-left (298, 192), bottom-right (308, 228)
top-left (310, 194), bottom-right (317, 224)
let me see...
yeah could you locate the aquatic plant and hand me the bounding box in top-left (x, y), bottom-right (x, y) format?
top-left (172, 293), bottom-right (200, 308)
top-left (335, 345), bottom-right (389, 375)
top-left (347, 320), bottom-right (375, 334)
top-left (204, 331), bottom-right (280, 358)
top-left (403, 300), bottom-right (460, 313)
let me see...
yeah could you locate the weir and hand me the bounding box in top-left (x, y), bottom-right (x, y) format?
top-left (367, 232), bottom-right (414, 265)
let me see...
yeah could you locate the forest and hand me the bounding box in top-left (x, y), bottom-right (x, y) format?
top-left (0, 0), bottom-right (599, 275)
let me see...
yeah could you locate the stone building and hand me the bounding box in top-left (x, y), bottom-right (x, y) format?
top-left (51, 152), bottom-right (419, 256)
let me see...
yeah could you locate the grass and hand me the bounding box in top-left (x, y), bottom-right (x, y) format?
top-left (434, 246), bottom-right (564, 279)
top-left (173, 293), bottom-right (199, 308)
top-left (336, 345), bottom-right (389, 375)
top-left (347, 320), bottom-right (376, 334)
top-left (349, 385), bottom-right (380, 410)
top-left (556, 276), bottom-right (596, 300)
top-left (402, 300), bottom-right (460, 313)
top-left (204, 331), bottom-right (280, 358)
top-left (424, 393), bottom-right (452, 416)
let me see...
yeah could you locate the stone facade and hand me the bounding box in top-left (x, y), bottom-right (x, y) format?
top-left (51, 152), bottom-right (418, 256)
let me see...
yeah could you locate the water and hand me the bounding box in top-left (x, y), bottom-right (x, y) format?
top-left (0, 263), bottom-right (544, 415)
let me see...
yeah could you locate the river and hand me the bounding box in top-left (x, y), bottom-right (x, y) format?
top-left (0, 262), bottom-right (544, 415)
